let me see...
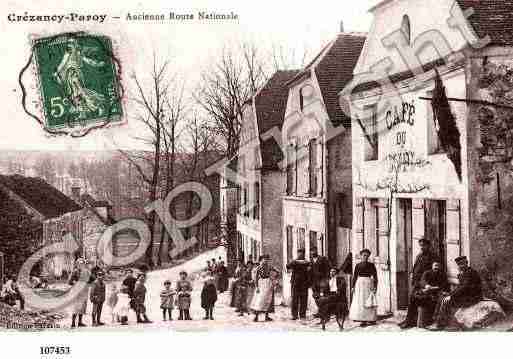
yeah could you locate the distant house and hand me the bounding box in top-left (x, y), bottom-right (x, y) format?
top-left (236, 70), bottom-right (299, 270)
top-left (0, 175), bottom-right (114, 278)
top-left (281, 32), bottom-right (365, 304)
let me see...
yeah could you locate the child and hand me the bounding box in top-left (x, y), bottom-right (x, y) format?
top-left (201, 274), bottom-right (218, 320)
top-left (175, 271), bottom-right (193, 320)
top-left (107, 283), bottom-right (119, 324)
top-left (134, 274), bottom-right (152, 323)
top-left (160, 280), bottom-right (175, 321)
top-left (113, 284), bottom-right (131, 325)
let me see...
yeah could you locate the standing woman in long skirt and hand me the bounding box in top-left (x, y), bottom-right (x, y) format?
top-left (349, 249), bottom-right (378, 327)
top-left (250, 255), bottom-right (274, 322)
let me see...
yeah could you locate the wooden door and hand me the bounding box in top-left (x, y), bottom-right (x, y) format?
top-left (396, 199), bottom-right (413, 310)
top-left (375, 199), bottom-right (392, 316)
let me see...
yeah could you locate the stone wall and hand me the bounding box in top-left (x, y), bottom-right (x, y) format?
top-left (468, 53), bottom-right (513, 309)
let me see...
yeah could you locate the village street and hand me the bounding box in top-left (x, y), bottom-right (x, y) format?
top-left (53, 261), bottom-right (512, 333)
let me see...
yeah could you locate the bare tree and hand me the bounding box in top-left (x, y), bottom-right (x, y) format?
top-left (195, 42), bottom-right (267, 158)
top-left (155, 80), bottom-right (187, 265)
top-left (118, 54), bottom-right (172, 268)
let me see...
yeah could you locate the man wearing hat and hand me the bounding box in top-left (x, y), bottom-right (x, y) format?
top-left (399, 238), bottom-right (438, 329)
top-left (286, 248), bottom-right (310, 320)
top-left (431, 256), bottom-right (482, 330)
top-left (90, 270), bottom-right (106, 326)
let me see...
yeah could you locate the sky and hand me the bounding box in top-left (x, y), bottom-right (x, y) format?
top-left (0, 0), bottom-right (377, 151)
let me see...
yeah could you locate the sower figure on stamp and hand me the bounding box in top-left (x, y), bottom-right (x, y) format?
top-left (430, 256), bottom-right (483, 331)
top-left (310, 247), bottom-right (330, 318)
top-left (90, 270), bottom-right (106, 326)
top-left (286, 248), bottom-right (310, 320)
top-left (399, 238), bottom-right (438, 329)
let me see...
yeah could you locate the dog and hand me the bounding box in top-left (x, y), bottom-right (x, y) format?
top-left (314, 279), bottom-right (347, 331)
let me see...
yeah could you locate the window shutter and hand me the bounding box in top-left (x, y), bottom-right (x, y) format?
top-left (318, 139), bottom-right (323, 196)
top-left (354, 197), bottom-right (365, 258)
top-left (410, 199), bottom-right (425, 271)
top-left (364, 199), bottom-right (375, 255)
top-left (446, 199), bottom-right (462, 282)
top-left (377, 199), bottom-right (390, 267)
top-left (294, 141), bottom-right (298, 195)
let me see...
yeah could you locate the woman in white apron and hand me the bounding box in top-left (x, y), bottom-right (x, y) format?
top-left (250, 255), bottom-right (275, 322)
top-left (349, 249), bottom-right (378, 327)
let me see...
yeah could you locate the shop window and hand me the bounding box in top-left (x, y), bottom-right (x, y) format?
top-left (427, 90), bottom-right (443, 154)
top-left (364, 104), bottom-right (379, 161)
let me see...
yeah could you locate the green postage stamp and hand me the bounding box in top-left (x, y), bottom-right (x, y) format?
top-left (33, 33), bottom-right (122, 132)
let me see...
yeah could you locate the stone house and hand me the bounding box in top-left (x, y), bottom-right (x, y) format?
top-left (281, 32), bottom-right (366, 304)
top-left (236, 70), bottom-right (299, 271)
top-left (346, 0), bottom-right (513, 314)
top-left (0, 174), bottom-right (82, 278)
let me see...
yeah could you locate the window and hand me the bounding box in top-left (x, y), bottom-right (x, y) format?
top-left (253, 182), bottom-right (260, 220)
top-left (297, 228), bottom-right (306, 253)
top-left (286, 225), bottom-right (293, 263)
top-left (286, 144), bottom-right (295, 195)
top-left (299, 88), bottom-right (304, 111)
top-left (427, 90), bottom-right (443, 154)
top-left (401, 15), bottom-right (411, 45)
top-left (308, 139), bottom-right (317, 196)
top-left (318, 234), bottom-right (325, 256)
top-left (364, 104), bottom-right (379, 161)
top-left (243, 183), bottom-right (248, 216)
top-left (309, 231), bottom-right (317, 253)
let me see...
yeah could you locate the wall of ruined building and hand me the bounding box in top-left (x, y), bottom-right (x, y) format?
top-left (468, 48), bottom-right (513, 308)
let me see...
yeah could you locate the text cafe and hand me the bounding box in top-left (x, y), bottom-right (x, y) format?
top-left (348, 69), bottom-right (470, 315)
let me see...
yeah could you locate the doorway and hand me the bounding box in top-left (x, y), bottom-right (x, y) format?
top-left (396, 199), bottom-right (412, 310)
top-left (425, 200), bottom-right (447, 273)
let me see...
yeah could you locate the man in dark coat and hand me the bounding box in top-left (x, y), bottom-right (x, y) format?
top-left (286, 248), bottom-right (310, 320)
top-left (399, 239), bottom-right (438, 329)
top-left (90, 271), bottom-right (106, 326)
top-left (431, 256), bottom-right (483, 330)
top-left (310, 247), bottom-right (331, 296)
top-left (415, 261), bottom-right (450, 327)
top-left (122, 269), bottom-right (137, 298)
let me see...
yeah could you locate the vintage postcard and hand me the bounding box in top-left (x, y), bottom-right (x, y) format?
top-left (0, 0), bottom-right (512, 356)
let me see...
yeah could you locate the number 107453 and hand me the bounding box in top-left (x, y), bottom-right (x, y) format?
top-left (40, 346), bottom-right (70, 355)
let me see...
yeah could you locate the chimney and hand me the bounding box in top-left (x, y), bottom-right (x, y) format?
top-left (339, 20), bottom-right (344, 33)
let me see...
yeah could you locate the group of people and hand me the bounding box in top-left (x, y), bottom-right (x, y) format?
top-left (0, 275), bottom-right (25, 310)
top-left (398, 238), bottom-right (483, 330)
top-left (67, 259), bottom-right (153, 328)
top-left (230, 254), bottom-right (280, 322)
top-left (67, 257), bottom-right (220, 327)
top-left (205, 257), bottom-right (229, 293)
